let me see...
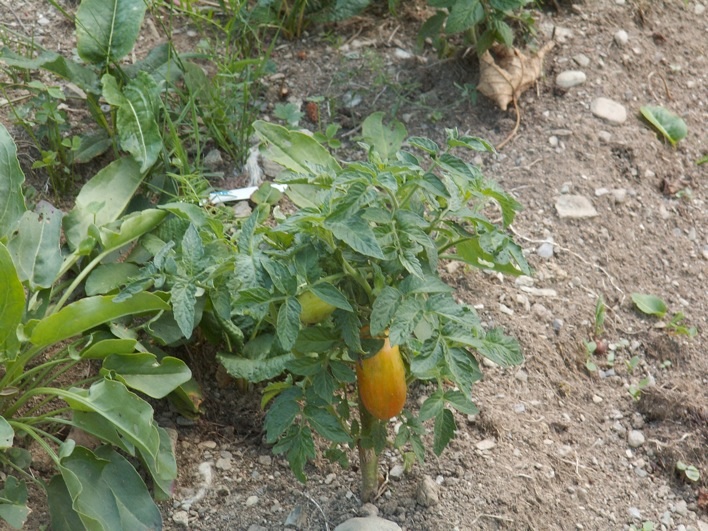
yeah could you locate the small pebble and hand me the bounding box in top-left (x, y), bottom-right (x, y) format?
top-left (172, 510), bottom-right (190, 527)
top-left (476, 438), bottom-right (497, 451)
top-left (556, 70), bottom-right (587, 88)
top-left (246, 495), bottom-right (259, 507)
top-left (627, 430), bottom-right (645, 448)
top-left (258, 455), bottom-right (272, 466)
top-left (628, 507), bottom-right (642, 520)
top-left (614, 29), bottom-right (629, 46)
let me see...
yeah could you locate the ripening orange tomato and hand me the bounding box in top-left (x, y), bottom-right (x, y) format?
top-left (356, 337), bottom-right (407, 421)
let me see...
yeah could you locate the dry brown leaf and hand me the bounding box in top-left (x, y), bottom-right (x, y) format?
top-left (477, 42), bottom-right (555, 111)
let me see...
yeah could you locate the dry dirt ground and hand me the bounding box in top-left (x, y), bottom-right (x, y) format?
top-left (2, 0), bottom-right (707, 530)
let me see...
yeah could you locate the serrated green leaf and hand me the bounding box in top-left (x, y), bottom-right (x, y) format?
top-left (631, 293), bottom-right (667, 317)
top-left (445, 347), bottom-right (482, 401)
top-left (264, 387), bottom-right (302, 443)
top-left (304, 405), bottom-right (352, 443)
top-left (326, 216), bottom-right (384, 259)
top-left (419, 390), bottom-right (445, 421)
top-left (218, 352), bottom-right (295, 383)
top-left (407, 136), bottom-right (439, 155)
top-left (410, 337), bottom-right (444, 378)
top-left (170, 282), bottom-right (197, 339)
top-left (433, 408), bottom-right (456, 456)
top-left (445, 0), bottom-right (484, 34)
top-left (310, 283), bottom-right (352, 311)
top-left (390, 298), bottom-right (425, 347)
top-left (469, 328), bottom-right (522, 366)
top-left (277, 297), bottom-right (302, 351)
top-left (370, 286), bottom-right (402, 337)
top-left (640, 106), bottom-right (687, 147)
top-left (444, 390), bottom-right (479, 415)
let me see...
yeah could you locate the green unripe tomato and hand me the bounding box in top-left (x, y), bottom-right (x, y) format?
top-left (298, 291), bottom-right (336, 324)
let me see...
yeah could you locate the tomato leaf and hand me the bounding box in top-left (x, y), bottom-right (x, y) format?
top-left (445, 348), bottom-right (482, 402)
top-left (468, 328), bottom-right (523, 367)
top-left (264, 388), bottom-right (302, 443)
top-left (325, 216), bottom-right (384, 259)
top-left (370, 286), bottom-right (402, 337)
top-left (419, 390), bottom-right (445, 422)
top-left (303, 405), bottom-right (352, 443)
top-left (444, 390), bottom-right (479, 415)
top-left (310, 282), bottom-right (352, 311)
top-left (433, 408), bottom-right (456, 456)
top-left (277, 297), bottom-right (302, 350)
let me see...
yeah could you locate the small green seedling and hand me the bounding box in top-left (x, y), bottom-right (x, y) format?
top-left (628, 377), bottom-right (651, 400)
top-left (631, 293), bottom-right (697, 337)
top-left (676, 461), bottom-right (700, 482)
top-left (640, 105), bottom-right (687, 147)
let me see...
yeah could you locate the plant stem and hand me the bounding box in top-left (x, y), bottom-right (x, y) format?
top-left (357, 389), bottom-right (379, 503)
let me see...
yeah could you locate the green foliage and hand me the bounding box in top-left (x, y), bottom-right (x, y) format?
top-left (0, 118), bottom-right (189, 529)
top-left (639, 105), bottom-right (688, 147)
top-left (419, 0), bottom-right (536, 57)
top-left (631, 293), bottom-right (667, 317)
top-left (160, 116), bottom-right (524, 485)
top-left (675, 461), bottom-right (700, 482)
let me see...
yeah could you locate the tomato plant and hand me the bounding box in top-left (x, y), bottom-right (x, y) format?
top-left (131, 113), bottom-right (530, 501)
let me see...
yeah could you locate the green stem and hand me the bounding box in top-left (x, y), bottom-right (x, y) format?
top-left (358, 389), bottom-right (379, 503)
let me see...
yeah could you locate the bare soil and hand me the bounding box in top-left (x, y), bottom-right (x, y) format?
top-left (2, 0), bottom-right (707, 530)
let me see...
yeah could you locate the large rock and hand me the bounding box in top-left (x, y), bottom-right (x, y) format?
top-left (591, 97), bottom-right (627, 124)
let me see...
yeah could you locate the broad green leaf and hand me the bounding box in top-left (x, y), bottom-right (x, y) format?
top-left (31, 293), bottom-right (169, 349)
top-left (70, 411), bottom-right (135, 455)
top-left (0, 416), bottom-right (13, 449)
top-left (103, 72), bottom-right (162, 171)
top-left (303, 405), bottom-right (352, 443)
top-left (140, 425), bottom-right (178, 501)
top-left (85, 263), bottom-right (141, 296)
top-left (63, 157), bottom-right (144, 250)
top-left (631, 293), bottom-right (667, 317)
top-left (273, 425), bottom-right (316, 483)
top-left (0, 48), bottom-right (100, 94)
top-left (61, 380), bottom-right (161, 461)
top-left (326, 216), bottom-right (384, 259)
top-left (0, 243), bottom-right (24, 351)
top-left (55, 446), bottom-right (162, 530)
top-left (73, 130), bottom-right (112, 164)
top-left (0, 476), bottom-right (29, 529)
top-left (264, 387), bottom-right (302, 443)
top-left (433, 408), bottom-right (456, 456)
top-left (410, 337), bottom-right (444, 378)
top-left (361, 112), bottom-right (407, 161)
top-left (309, 283), bottom-right (352, 311)
top-left (101, 353), bottom-right (191, 398)
top-left (640, 106), bottom-right (687, 147)
top-left (490, 0), bottom-right (530, 9)
top-left (217, 352), bottom-right (295, 383)
top-left (7, 202), bottom-right (63, 289)
top-left (99, 209), bottom-right (167, 251)
top-left (445, 0), bottom-right (484, 34)
top-left (123, 42), bottom-right (181, 84)
top-left (312, 368), bottom-right (337, 403)
top-left (495, 20), bottom-right (514, 47)
top-left (47, 474), bottom-right (87, 531)
top-left (76, 0), bottom-right (148, 65)
top-left (0, 123), bottom-right (26, 240)
top-left (277, 297), bottom-right (302, 351)
top-left (253, 121), bottom-right (340, 174)
top-left (370, 286), bottom-right (402, 337)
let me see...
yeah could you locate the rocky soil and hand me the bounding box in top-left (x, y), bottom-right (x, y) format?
top-left (1, 0), bottom-right (707, 530)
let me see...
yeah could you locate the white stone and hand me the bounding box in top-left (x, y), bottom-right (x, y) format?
top-left (389, 464), bottom-right (405, 480)
top-left (611, 189), bottom-right (628, 203)
top-left (556, 70), bottom-right (587, 88)
top-left (245, 495), bottom-right (259, 507)
top-left (695, 3), bottom-right (706, 15)
top-left (555, 195), bottom-right (599, 218)
top-left (627, 430), bottom-right (645, 448)
top-left (537, 241), bottom-right (554, 258)
top-left (476, 438), bottom-right (497, 451)
top-left (416, 476), bottom-right (440, 507)
top-left (598, 131), bottom-right (612, 143)
top-left (334, 516), bottom-right (402, 531)
top-left (591, 98), bottom-right (627, 124)
top-left (573, 54), bottom-right (590, 67)
top-left (614, 30), bottom-right (629, 46)
top-left (172, 510), bottom-right (189, 527)
top-left (521, 287), bottom-right (558, 297)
